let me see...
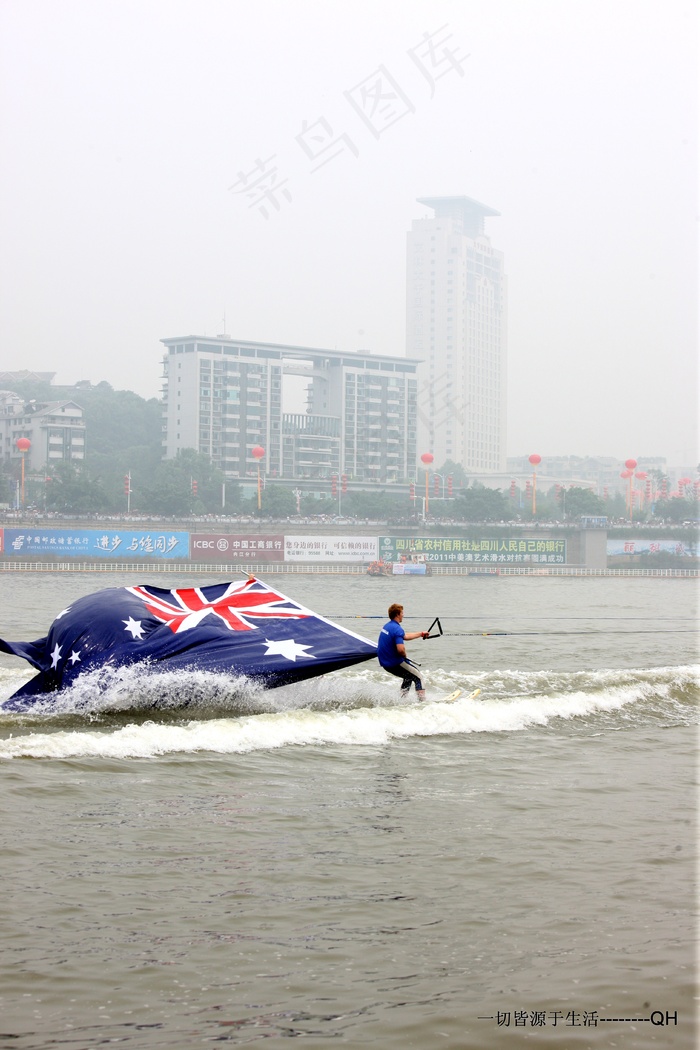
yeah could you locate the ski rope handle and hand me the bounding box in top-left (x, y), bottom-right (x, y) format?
top-left (424, 617), bottom-right (443, 639)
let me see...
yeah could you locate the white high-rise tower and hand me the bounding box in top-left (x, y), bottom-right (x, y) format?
top-left (406, 196), bottom-right (507, 473)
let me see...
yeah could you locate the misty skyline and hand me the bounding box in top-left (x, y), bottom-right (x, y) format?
top-left (0, 0), bottom-right (696, 468)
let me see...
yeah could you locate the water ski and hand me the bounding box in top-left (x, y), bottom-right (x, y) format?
top-left (436, 688), bottom-right (481, 704)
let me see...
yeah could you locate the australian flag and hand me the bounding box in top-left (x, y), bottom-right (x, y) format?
top-left (0, 577), bottom-right (378, 710)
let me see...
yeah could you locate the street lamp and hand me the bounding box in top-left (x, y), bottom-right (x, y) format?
top-left (421, 452), bottom-right (434, 518)
top-left (528, 454), bottom-right (541, 515)
top-left (252, 445), bottom-right (265, 512)
top-left (624, 458), bottom-right (637, 521)
top-left (16, 437), bottom-right (31, 510)
top-left (557, 484), bottom-right (568, 521)
top-left (634, 471), bottom-right (648, 513)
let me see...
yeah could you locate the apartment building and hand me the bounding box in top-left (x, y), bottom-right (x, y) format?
top-left (0, 391), bottom-right (86, 470)
top-left (407, 195), bottom-right (507, 472)
top-left (161, 336), bottom-right (420, 482)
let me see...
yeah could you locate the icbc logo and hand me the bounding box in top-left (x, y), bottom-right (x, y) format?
top-left (217, 539), bottom-right (229, 552)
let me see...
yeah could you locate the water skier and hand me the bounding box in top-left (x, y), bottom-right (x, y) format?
top-left (377, 603), bottom-right (430, 701)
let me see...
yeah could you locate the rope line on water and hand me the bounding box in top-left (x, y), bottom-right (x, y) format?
top-left (436, 629), bottom-right (697, 637)
top-left (331, 614), bottom-right (695, 622)
top-left (330, 614), bottom-right (696, 637)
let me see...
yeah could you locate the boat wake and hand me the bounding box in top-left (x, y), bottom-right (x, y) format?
top-left (0, 663), bottom-right (696, 760)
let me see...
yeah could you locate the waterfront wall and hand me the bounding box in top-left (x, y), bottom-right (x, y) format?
top-left (0, 524), bottom-right (696, 569)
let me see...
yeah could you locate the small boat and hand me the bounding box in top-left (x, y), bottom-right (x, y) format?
top-left (367, 560), bottom-right (393, 576)
top-left (367, 553), bottom-right (432, 576)
top-left (391, 561), bottom-right (428, 575)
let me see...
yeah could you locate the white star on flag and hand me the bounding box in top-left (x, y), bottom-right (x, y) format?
top-left (68, 651), bottom-right (81, 665)
top-left (262, 638), bottom-right (315, 662)
top-left (50, 644), bottom-right (62, 668)
top-left (123, 617), bottom-right (145, 639)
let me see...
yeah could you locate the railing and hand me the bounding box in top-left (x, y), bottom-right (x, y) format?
top-left (433, 565), bottom-right (699, 578)
top-left (0, 562), bottom-right (697, 578)
top-left (0, 561), bottom-right (366, 575)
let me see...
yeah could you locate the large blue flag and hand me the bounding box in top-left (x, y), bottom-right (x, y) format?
top-left (0, 577), bottom-right (378, 710)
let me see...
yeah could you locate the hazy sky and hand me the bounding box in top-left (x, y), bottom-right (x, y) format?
top-left (0, 0), bottom-right (697, 467)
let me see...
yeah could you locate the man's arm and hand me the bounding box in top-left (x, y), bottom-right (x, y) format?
top-left (403, 630), bottom-right (429, 642)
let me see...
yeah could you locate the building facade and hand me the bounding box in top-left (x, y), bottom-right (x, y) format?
top-left (0, 391), bottom-right (86, 471)
top-left (161, 337), bottom-right (420, 482)
top-left (506, 454), bottom-right (671, 497)
top-left (406, 195), bottom-right (507, 472)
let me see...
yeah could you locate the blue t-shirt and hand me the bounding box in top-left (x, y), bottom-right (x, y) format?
top-left (377, 619), bottom-right (405, 668)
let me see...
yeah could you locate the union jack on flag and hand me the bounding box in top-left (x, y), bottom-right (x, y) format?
top-left (128, 580), bottom-right (310, 632)
top-left (0, 577), bottom-right (378, 710)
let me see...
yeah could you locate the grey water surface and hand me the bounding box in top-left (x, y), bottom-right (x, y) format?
top-left (0, 573), bottom-right (697, 1049)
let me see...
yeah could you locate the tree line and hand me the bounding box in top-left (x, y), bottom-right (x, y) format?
top-left (1, 380), bottom-right (696, 523)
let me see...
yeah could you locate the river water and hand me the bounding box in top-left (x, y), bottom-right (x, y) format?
top-left (0, 572), bottom-right (697, 1049)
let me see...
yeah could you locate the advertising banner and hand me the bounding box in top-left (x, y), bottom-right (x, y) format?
top-left (190, 534), bottom-right (284, 561)
top-left (4, 528), bottom-right (189, 559)
top-left (0, 528), bottom-right (3, 554)
top-left (379, 536), bottom-right (567, 565)
top-left (284, 536), bottom-right (378, 562)
top-left (607, 539), bottom-right (695, 558)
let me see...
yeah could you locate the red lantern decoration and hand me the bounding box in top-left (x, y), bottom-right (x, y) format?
top-left (331, 475), bottom-right (338, 497)
top-left (409, 482), bottom-right (415, 500)
top-left (620, 470), bottom-right (633, 479)
top-left (421, 452), bottom-right (434, 466)
top-left (635, 472), bottom-right (647, 480)
top-left (15, 437), bottom-right (31, 509)
top-left (625, 458), bottom-right (637, 470)
top-left (341, 474), bottom-right (347, 494)
top-left (252, 445), bottom-right (265, 460)
top-left (433, 475), bottom-right (440, 496)
top-left (447, 475), bottom-right (453, 497)
top-left (509, 480), bottom-right (516, 499)
top-left (527, 455), bottom-right (541, 514)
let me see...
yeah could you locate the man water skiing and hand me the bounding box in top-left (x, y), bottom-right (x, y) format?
top-left (377, 603), bottom-right (430, 700)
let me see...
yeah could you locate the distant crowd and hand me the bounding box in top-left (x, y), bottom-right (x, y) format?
top-left (0, 509), bottom-right (695, 531)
